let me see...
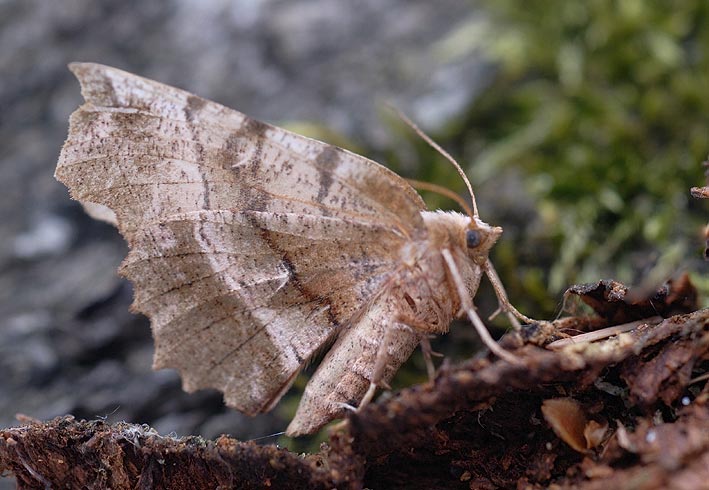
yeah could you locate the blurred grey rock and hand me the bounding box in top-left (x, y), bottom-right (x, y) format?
top-left (12, 214), bottom-right (73, 259)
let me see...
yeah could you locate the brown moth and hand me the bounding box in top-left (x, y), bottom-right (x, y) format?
top-left (56, 63), bottom-right (533, 436)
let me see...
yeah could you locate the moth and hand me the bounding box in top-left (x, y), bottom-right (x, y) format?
top-left (56, 63), bottom-right (533, 436)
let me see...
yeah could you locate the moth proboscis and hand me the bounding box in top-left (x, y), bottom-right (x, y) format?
top-left (55, 63), bottom-right (535, 436)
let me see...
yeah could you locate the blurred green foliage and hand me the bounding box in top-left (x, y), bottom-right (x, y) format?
top-left (430, 0), bottom-right (709, 312)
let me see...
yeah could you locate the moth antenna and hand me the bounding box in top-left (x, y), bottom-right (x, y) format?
top-left (406, 178), bottom-right (474, 216)
top-left (387, 104), bottom-right (479, 217)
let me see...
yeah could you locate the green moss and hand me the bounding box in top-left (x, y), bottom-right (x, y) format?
top-left (432, 0), bottom-right (709, 308)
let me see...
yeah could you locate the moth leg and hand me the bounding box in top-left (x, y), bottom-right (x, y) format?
top-left (441, 249), bottom-right (521, 365)
top-left (483, 260), bottom-right (535, 329)
top-left (419, 335), bottom-right (443, 381)
top-left (334, 402), bottom-right (358, 412)
top-left (396, 313), bottom-right (442, 380)
top-left (357, 321), bottom-right (399, 410)
top-left (358, 382), bottom-right (378, 409)
top-left (488, 305), bottom-right (522, 331)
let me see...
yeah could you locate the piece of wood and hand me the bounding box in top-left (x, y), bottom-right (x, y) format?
top-left (2, 307), bottom-right (706, 489)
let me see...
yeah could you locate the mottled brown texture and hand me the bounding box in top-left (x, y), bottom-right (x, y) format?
top-left (0, 417), bottom-right (335, 490)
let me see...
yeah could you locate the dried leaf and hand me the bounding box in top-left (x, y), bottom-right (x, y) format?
top-left (542, 398), bottom-right (589, 453)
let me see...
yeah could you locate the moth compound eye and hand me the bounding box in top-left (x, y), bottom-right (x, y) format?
top-left (466, 229), bottom-right (481, 248)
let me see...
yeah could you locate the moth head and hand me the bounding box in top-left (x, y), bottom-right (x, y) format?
top-left (465, 217), bottom-right (502, 261)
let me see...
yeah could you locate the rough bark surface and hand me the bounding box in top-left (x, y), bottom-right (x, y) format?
top-left (0, 417), bottom-right (334, 489)
top-left (2, 280), bottom-right (707, 489)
